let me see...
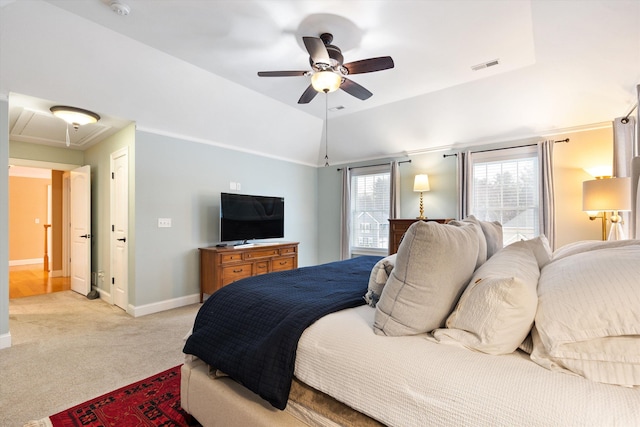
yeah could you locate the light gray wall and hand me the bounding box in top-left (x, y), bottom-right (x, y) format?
top-left (0, 99), bottom-right (9, 345)
top-left (84, 124), bottom-right (136, 297)
top-left (133, 131), bottom-right (318, 306)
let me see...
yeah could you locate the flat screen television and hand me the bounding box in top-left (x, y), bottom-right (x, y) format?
top-left (220, 192), bottom-right (284, 243)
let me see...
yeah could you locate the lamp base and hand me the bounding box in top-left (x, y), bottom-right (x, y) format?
top-left (416, 216), bottom-right (427, 220)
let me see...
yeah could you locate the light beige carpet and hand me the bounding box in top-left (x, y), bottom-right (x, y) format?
top-left (0, 291), bottom-right (200, 427)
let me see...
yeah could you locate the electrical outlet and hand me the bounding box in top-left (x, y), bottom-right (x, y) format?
top-left (230, 182), bottom-right (237, 190)
top-left (158, 218), bottom-right (172, 228)
top-left (236, 182), bottom-right (241, 191)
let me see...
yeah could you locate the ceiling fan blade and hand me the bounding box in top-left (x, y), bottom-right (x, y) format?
top-left (343, 56), bottom-right (395, 74)
top-left (257, 71), bottom-right (307, 77)
top-left (303, 36), bottom-right (330, 65)
top-left (298, 85), bottom-right (319, 104)
top-left (340, 78), bottom-right (373, 100)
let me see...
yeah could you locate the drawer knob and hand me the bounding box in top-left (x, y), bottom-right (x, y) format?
top-left (233, 268), bottom-right (243, 273)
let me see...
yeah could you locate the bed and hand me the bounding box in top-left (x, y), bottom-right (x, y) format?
top-left (182, 172), bottom-right (640, 426)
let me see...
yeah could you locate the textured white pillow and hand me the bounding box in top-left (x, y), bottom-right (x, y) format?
top-left (447, 216), bottom-right (487, 269)
top-left (478, 219), bottom-right (503, 259)
top-left (373, 221), bottom-right (479, 336)
top-left (532, 245), bottom-right (640, 386)
top-left (519, 235), bottom-right (552, 268)
top-left (432, 240), bottom-right (540, 354)
top-left (363, 254), bottom-right (396, 307)
top-left (552, 239), bottom-right (640, 262)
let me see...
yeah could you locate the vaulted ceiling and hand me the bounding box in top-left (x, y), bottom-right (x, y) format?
top-left (2, 0), bottom-right (638, 166)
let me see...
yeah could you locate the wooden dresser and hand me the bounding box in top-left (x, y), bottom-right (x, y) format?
top-left (388, 219), bottom-right (451, 255)
top-left (198, 242), bottom-right (299, 302)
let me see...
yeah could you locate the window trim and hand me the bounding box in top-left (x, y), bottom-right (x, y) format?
top-left (468, 145), bottom-right (540, 245)
top-left (349, 164), bottom-right (391, 257)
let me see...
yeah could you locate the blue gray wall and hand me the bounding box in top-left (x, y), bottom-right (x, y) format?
top-left (133, 131), bottom-right (318, 307)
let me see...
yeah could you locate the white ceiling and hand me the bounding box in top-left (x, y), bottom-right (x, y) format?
top-left (2, 0), bottom-right (639, 166)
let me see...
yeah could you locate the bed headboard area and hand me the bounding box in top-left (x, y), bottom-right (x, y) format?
top-left (631, 156), bottom-right (640, 239)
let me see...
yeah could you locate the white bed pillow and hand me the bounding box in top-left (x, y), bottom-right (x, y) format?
top-left (518, 235), bottom-right (552, 268)
top-left (478, 219), bottom-right (503, 259)
top-left (447, 216), bottom-right (487, 269)
top-left (363, 254), bottom-right (396, 307)
top-left (531, 244), bottom-right (640, 386)
top-left (374, 221), bottom-right (479, 336)
top-left (551, 239), bottom-right (640, 262)
top-left (432, 239), bottom-right (540, 354)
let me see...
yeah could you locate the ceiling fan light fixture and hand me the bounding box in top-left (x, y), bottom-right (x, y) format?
top-left (311, 71), bottom-right (341, 93)
top-left (50, 105), bottom-right (100, 129)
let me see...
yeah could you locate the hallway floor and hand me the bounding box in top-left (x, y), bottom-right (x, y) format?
top-left (9, 264), bottom-right (71, 299)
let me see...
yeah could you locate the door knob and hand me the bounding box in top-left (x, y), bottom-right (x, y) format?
top-left (117, 237), bottom-right (127, 242)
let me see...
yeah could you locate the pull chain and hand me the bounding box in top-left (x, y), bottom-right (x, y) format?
top-left (324, 91), bottom-right (329, 167)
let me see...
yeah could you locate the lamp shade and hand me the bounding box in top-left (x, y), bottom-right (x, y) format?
top-left (582, 177), bottom-right (631, 212)
top-left (413, 174), bottom-right (430, 192)
top-left (311, 71), bottom-right (342, 93)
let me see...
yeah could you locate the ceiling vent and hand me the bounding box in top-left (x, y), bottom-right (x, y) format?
top-left (471, 59), bottom-right (500, 71)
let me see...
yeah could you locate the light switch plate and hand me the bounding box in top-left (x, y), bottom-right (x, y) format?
top-left (158, 218), bottom-right (172, 228)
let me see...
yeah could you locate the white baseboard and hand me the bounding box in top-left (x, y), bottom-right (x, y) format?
top-left (9, 258), bottom-right (43, 266)
top-left (96, 287), bottom-right (112, 303)
top-left (128, 294), bottom-right (201, 318)
top-left (0, 332), bottom-right (11, 349)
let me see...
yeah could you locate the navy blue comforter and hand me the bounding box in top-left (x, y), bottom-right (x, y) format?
top-left (182, 256), bottom-right (381, 409)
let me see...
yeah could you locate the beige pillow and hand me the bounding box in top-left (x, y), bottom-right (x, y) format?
top-left (363, 254), bottom-right (396, 307)
top-left (447, 216), bottom-right (487, 269)
top-left (478, 219), bottom-right (503, 258)
top-left (518, 235), bottom-right (552, 268)
top-left (373, 221), bottom-right (479, 336)
top-left (531, 245), bottom-right (640, 386)
top-left (432, 240), bottom-right (540, 355)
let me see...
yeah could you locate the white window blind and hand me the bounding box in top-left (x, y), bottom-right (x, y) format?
top-left (350, 165), bottom-right (390, 255)
top-left (469, 146), bottom-right (540, 245)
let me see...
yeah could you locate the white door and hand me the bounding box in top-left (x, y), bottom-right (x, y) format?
top-left (111, 148), bottom-right (128, 310)
top-left (70, 165), bottom-right (91, 296)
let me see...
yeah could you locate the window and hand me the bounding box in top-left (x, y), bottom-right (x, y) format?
top-left (350, 165), bottom-right (390, 255)
top-left (468, 146), bottom-right (540, 245)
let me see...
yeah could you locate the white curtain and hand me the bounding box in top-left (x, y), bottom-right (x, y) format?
top-left (457, 151), bottom-right (470, 220)
top-left (389, 161), bottom-right (401, 219)
top-left (340, 167), bottom-right (351, 260)
top-left (612, 115), bottom-right (636, 239)
top-left (538, 140), bottom-right (556, 250)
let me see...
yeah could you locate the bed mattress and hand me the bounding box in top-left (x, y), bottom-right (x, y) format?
top-left (295, 305), bottom-right (640, 427)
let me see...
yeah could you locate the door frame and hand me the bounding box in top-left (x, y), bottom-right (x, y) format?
top-left (9, 159), bottom-right (77, 278)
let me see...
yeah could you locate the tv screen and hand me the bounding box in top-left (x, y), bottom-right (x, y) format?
top-left (220, 192), bottom-right (284, 243)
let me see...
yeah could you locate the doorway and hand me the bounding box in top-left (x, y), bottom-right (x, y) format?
top-left (8, 162), bottom-right (92, 299)
top-left (8, 165), bottom-right (70, 299)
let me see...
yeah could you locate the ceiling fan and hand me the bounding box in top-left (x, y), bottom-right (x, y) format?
top-left (257, 33), bottom-right (394, 104)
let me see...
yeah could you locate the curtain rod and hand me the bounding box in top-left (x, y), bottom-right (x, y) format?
top-left (442, 138), bottom-right (570, 158)
top-left (336, 159), bottom-right (411, 171)
top-left (621, 103), bottom-right (638, 124)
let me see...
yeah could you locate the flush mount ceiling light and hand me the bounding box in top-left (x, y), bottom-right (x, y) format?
top-left (50, 106), bottom-right (100, 130)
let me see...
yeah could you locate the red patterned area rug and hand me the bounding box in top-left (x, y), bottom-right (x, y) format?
top-left (26, 365), bottom-right (201, 427)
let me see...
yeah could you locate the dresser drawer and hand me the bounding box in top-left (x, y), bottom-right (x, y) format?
top-left (280, 246), bottom-right (297, 255)
top-left (245, 248), bottom-right (279, 260)
top-left (221, 253), bottom-right (244, 264)
top-left (254, 261), bottom-right (270, 276)
top-left (221, 263), bottom-right (252, 285)
top-left (272, 257), bottom-right (295, 272)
